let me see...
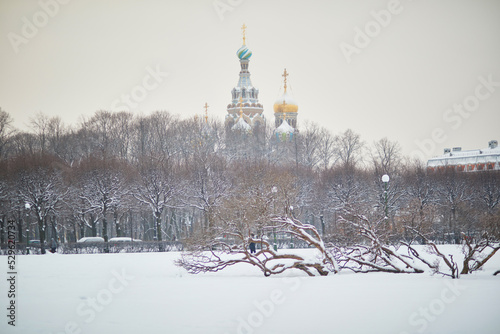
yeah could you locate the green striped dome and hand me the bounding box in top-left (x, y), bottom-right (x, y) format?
top-left (237, 45), bottom-right (252, 60)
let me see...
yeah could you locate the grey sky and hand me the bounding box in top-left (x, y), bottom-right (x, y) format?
top-left (1, 0), bottom-right (499, 159)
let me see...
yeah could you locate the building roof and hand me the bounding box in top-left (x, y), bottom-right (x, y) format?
top-left (275, 119), bottom-right (294, 134)
top-left (427, 141), bottom-right (500, 168)
top-left (231, 116), bottom-right (252, 132)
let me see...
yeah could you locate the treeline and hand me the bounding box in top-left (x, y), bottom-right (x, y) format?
top-left (0, 109), bottom-right (498, 254)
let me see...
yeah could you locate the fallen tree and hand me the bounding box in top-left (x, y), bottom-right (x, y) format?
top-left (460, 232), bottom-right (500, 275)
top-left (176, 216), bottom-right (338, 277)
top-left (330, 213), bottom-right (426, 274)
top-left (401, 226), bottom-right (460, 278)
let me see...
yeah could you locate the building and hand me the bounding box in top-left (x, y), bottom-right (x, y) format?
top-left (427, 140), bottom-right (500, 172)
top-left (273, 68), bottom-right (298, 142)
top-left (225, 25), bottom-right (299, 135)
top-left (225, 24), bottom-right (265, 130)
top-left (274, 68), bottom-right (299, 129)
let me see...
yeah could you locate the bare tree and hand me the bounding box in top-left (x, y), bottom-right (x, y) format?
top-left (12, 154), bottom-right (66, 254)
top-left (75, 157), bottom-right (129, 244)
top-left (435, 171), bottom-right (474, 243)
top-left (132, 111), bottom-right (179, 161)
top-left (474, 171), bottom-right (500, 216)
top-left (184, 151), bottom-right (231, 232)
top-left (399, 162), bottom-right (438, 241)
top-left (0, 108), bottom-right (15, 159)
top-left (29, 112), bottom-right (51, 154)
top-left (316, 126), bottom-right (336, 170)
top-left (334, 129), bottom-right (364, 169)
top-left (333, 211), bottom-right (461, 278)
top-left (297, 121), bottom-right (321, 168)
top-left (133, 157), bottom-right (178, 249)
top-left (371, 137), bottom-right (401, 175)
top-left (460, 232), bottom-right (500, 275)
top-left (110, 111), bottom-right (134, 160)
top-left (46, 116), bottom-right (66, 156)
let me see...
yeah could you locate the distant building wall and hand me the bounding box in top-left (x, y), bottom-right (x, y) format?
top-left (427, 140), bottom-right (500, 172)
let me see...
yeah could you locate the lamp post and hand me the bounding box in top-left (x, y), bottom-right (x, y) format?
top-left (381, 174), bottom-right (389, 219)
top-left (272, 186), bottom-right (278, 252)
top-left (289, 205), bottom-right (294, 248)
top-left (25, 202), bottom-right (30, 254)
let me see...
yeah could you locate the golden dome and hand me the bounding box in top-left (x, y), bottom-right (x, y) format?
top-left (273, 91), bottom-right (298, 113)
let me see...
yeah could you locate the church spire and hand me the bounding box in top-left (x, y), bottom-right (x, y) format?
top-left (274, 68), bottom-right (298, 129)
top-left (226, 25), bottom-right (264, 129)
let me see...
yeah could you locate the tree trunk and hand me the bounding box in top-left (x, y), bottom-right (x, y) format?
top-left (90, 213), bottom-right (97, 237)
top-left (129, 210), bottom-right (133, 240)
top-left (155, 209), bottom-right (163, 251)
top-left (102, 209), bottom-right (108, 242)
top-left (171, 209), bottom-right (178, 241)
top-left (38, 216), bottom-right (46, 255)
top-left (320, 214), bottom-right (325, 236)
top-left (74, 221), bottom-right (79, 241)
top-left (0, 215), bottom-right (5, 245)
top-left (461, 260), bottom-right (470, 275)
top-left (114, 207), bottom-right (120, 237)
top-left (102, 205), bottom-right (109, 253)
top-left (17, 216), bottom-right (23, 244)
top-left (79, 219), bottom-right (84, 239)
top-left (51, 216), bottom-right (57, 243)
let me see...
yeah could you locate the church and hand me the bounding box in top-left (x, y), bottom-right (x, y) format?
top-left (224, 24), bottom-right (298, 140)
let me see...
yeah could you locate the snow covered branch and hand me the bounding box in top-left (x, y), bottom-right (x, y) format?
top-left (461, 232), bottom-right (500, 275)
top-left (332, 213), bottom-right (425, 274)
top-left (176, 216), bottom-right (338, 277)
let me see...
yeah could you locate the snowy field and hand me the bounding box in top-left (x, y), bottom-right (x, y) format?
top-left (1, 246), bottom-right (500, 334)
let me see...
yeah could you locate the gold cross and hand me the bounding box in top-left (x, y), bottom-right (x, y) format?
top-left (282, 68), bottom-right (289, 92)
top-left (204, 102), bottom-right (209, 123)
top-left (241, 24), bottom-right (247, 45)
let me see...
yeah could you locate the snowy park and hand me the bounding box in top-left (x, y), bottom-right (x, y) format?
top-left (1, 246), bottom-right (500, 334)
top-left (1, 1), bottom-right (500, 334)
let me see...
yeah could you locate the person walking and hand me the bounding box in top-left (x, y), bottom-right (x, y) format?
top-left (249, 234), bottom-right (256, 254)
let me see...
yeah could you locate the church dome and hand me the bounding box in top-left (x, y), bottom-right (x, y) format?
top-left (237, 45), bottom-right (252, 60)
top-left (275, 119), bottom-right (294, 135)
top-left (273, 91), bottom-right (298, 113)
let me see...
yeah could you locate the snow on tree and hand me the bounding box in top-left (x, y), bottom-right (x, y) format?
top-left (460, 231), bottom-right (500, 275)
top-left (331, 211), bottom-right (427, 274)
top-left (177, 163), bottom-right (338, 276)
top-left (133, 157), bottom-right (178, 250)
top-left (12, 154), bottom-right (66, 254)
top-left (177, 215), bottom-right (337, 277)
top-left (74, 156), bottom-right (130, 245)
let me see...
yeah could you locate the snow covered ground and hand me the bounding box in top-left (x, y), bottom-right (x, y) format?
top-left (1, 246), bottom-right (499, 334)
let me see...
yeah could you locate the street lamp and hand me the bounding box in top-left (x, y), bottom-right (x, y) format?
top-left (25, 202), bottom-right (31, 254)
top-left (289, 205), bottom-right (294, 248)
top-left (381, 174), bottom-right (389, 219)
top-left (272, 186), bottom-right (278, 252)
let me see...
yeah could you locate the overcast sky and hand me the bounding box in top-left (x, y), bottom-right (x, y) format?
top-left (1, 0), bottom-right (499, 160)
